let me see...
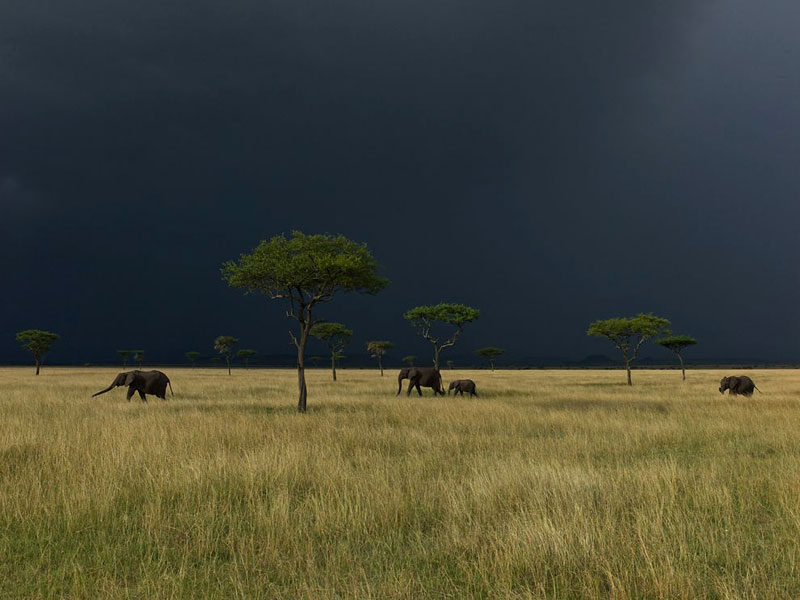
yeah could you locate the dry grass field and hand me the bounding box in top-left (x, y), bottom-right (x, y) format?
top-left (1, 366), bottom-right (800, 599)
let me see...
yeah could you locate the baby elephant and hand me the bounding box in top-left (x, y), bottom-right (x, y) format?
top-left (719, 375), bottom-right (760, 397)
top-left (448, 379), bottom-right (478, 397)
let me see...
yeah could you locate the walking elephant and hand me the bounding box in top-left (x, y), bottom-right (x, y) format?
top-left (719, 375), bottom-right (760, 397)
top-left (448, 379), bottom-right (478, 397)
top-left (92, 370), bottom-right (173, 402)
top-left (397, 367), bottom-right (445, 396)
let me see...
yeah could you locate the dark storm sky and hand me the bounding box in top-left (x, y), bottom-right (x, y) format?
top-left (2, 1), bottom-right (799, 365)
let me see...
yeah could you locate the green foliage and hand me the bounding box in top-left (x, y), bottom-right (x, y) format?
top-left (404, 303), bottom-right (480, 368)
top-left (222, 232), bottom-right (387, 410)
top-left (657, 336), bottom-right (698, 353)
top-left (587, 313), bottom-right (670, 384)
top-left (310, 323), bottom-right (353, 346)
top-left (16, 330), bottom-right (60, 360)
top-left (185, 351), bottom-right (201, 361)
top-left (221, 231), bottom-right (388, 303)
top-left (476, 347), bottom-right (504, 359)
top-left (446, 360), bottom-right (455, 369)
top-left (236, 349), bottom-right (257, 359)
top-left (214, 336), bottom-right (239, 355)
top-left (587, 314), bottom-right (671, 358)
top-left (366, 341), bottom-right (394, 356)
top-left (402, 355), bottom-right (416, 366)
top-left (132, 350), bottom-right (145, 367)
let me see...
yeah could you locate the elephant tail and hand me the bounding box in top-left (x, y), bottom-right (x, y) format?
top-left (754, 384), bottom-right (761, 393)
top-left (168, 379), bottom-right (174, 396)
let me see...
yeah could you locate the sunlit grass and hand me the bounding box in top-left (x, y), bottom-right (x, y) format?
top-left (1, 366), bottom-right (799, 598)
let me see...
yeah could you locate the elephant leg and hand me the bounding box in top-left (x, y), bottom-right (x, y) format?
top-left (138, 390), bottom-right (147, 403)
top-left (126, 387), bottom-right (135, 402)
top-left (407, 381), bottom-right (414, 396)
top-left (416, 383), bottom-right (422, 396)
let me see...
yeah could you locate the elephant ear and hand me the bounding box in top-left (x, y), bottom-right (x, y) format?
top-left (123, 372), bottom-right (136, 386)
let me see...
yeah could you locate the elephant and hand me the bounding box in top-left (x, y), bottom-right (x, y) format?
top-left (719, 375), bottom-right (760, 397)
top-left (397, 367), bottom-right (445, 396)
top-left (92, 370), bottom-right (173, 402)
top-left (448, 379), bottom-right (478, 397)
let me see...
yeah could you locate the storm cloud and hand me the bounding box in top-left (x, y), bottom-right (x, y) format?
top-left (1, 0), bottom-right (798, 364)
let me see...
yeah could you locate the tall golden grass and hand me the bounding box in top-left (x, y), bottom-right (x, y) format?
top-left (1, 366), bottom-right (799, 598)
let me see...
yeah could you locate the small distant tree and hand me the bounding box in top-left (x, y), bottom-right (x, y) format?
top-left (366, 341), bottom-right (394, 376)
top-left (404, 303), bottom-right (480, 370)
top-left (133, 350), bottom-right (145, 368)
top-left (657, 335), bottom-right (698, 381)
top-left (214, 336), bottom-right (239, 375)
top-left (476, 346), bottom-right (504, 371)
top-left (402, 355), bottom-right (416, 367)
top-left (117, 350), bottom-right (131, 368)
top-left (185, 351), bottom-right (201, 367)
top-left (16, 330), bottom-right (60, 375)
top-left (446, 360), bottom-right (454, 370)
top-left (587, 313), bottom-right (671, 385)
top-left (237, 349), bottom-right (257, 368)
top-left (310, 322), bottom-right (352, 381)
top-left (309, 356), bottom-right (324, 367)
top-left (222, 231), bottom-right (388, 412)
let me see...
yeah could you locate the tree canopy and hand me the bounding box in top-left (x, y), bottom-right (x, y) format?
top-left (587, 313), bottom-right (671, 385)
top-left (311, 322), bottom-right (352, 381)
top-left (214, 336), bottom-right (239, 375)
top-left (366, 340), bottom-right (394, 376)
top-left (16, 329), bottom-right (60, 375)
top-left (404, 303), bottom-right (480, 370)
top-left (236, 349), bottom-right (257, 367)
top-left (222, 231), bottom-right (387, 411)
top-left (657, 335), bottom-right (698, 380)
top-left (476, 346), bottom-right (504, 370)
top-left (185, 351), bottom-right (201, 367)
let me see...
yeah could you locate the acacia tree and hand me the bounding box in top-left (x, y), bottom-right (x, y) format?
top-left (185, 351), bottom-right (201, 368)
top-left (587, 313), bottom-right (671, 385)
top-left (117, 350), bottom-right (131, 368)
top-left (133, 350), bottom-right (145, 368)
top-left (404, 303), bottom-right (480, 370)
top-left (446, 360), bottom-right (454, 370)
top-left (310, 322), bottom-right (352, 381)
top-left (222, 232), bottom-right (388, 412)
top-left (366, 341), bottom-right (393, 376)
top-left (16, 330), bottom-right (60, 375)
top-left (476, 346), bottom-right (504, 371)
top-left (214, 336), bottom-right (239, 375)
top-left (237, 349), bottom-right (257, 368)
top-left (402, 355), bottom-right (416, 367)
top-left (657, 335), bottom-right (698, 381)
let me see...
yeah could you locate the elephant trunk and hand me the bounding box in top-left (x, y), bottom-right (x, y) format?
top-left (92, 383), bottom-right (116, 397)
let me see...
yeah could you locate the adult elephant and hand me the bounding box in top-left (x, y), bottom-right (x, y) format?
top-left (397, 367), bottom-right (445, 396)
top-left (719, 375), bottom-right (760, 397)
top-left (92, 370), bottom-right (173, 402)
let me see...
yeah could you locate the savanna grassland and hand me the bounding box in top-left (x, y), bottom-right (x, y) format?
top-left (2, 367), bottom-right (800, 599)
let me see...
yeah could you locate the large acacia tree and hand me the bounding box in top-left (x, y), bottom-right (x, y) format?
top-left (16, 329), bottom-right (60, 375)
top-left (404, 303), bottom-right (480, 370)
top-left (310, 322), bottom-right (352, 381)
top-left (657, 335), bottom-right (698, 381)
top-left (587, 313), bottom-right (671, 385)
top-left (222, 232), bottom-right (387, 412)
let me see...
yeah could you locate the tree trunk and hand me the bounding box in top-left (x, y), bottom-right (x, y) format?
top-left (378, 355), bottom-right (383, 376)
top-left (433, 347), bottom-right (441, 371)
top-left (490, 360), bottom-right (495, 372)
top-left (35, 357), bottom-right (40, 376)
top-left (297, 318), bottom-right (310, 413)
top-left (678, 353), bottom-right (686, 381)
top-left (626, 361), bottom-right (632, 386)
top-left (226, 356), bottom-right (231, 376)
top-left (331, 352), bottom-right (337, 381)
